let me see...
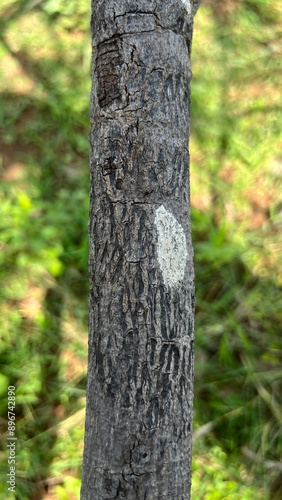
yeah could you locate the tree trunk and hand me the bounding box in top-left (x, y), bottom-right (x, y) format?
top-left (81, 1), bottom-right (198, 498)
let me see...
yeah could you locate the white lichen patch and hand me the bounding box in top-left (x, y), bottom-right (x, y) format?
top-left (154, 205), bottom-right (187, 287)
top-left (180, 0), bottom-right (192, 14)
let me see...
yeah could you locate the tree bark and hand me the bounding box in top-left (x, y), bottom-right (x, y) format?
top-left (81, 1), bottom-right (198, 498)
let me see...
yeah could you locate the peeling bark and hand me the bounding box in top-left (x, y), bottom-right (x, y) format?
top-left (81, 1), bottom-right (198, 498)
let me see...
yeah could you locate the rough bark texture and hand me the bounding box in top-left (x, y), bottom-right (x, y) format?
top-left (81, 1), bottom-right (197, 498)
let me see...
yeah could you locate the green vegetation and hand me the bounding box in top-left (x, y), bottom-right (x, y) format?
top-left (0, 0), bottom-right (281, 498)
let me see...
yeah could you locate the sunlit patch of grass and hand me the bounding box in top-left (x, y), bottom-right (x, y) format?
top-left (192, 444), bottom-right (266, 500)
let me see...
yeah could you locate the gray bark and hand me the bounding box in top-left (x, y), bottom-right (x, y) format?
top-left (81, 1), bottom-right (197, 498)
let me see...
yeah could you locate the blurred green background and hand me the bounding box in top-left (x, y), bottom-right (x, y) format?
top-left (0, 0), bottom-right (281, 498)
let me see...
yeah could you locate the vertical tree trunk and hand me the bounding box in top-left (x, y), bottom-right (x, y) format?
top-left (81, 1), bottom-right (198, 498)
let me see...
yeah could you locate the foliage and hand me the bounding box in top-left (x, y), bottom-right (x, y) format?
top-left (191, 1), bottom-right (282, 498)
top-left (192, 444), bottom-right (265, 499)
top-left (0, 0), bottom-right (281, 498)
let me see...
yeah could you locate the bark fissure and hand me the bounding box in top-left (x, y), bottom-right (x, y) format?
top-left (82, 0), bottom-right (197, 498)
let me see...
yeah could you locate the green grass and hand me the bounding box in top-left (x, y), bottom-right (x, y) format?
top-left (0, 0), bottom-right (281, 498)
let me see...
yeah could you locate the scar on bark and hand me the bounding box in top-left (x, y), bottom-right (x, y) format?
top-left (96, 38), bottom-right (123, 108)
